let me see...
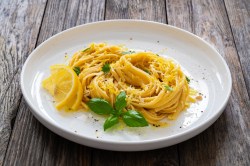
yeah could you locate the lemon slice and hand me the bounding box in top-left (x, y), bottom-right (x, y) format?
top-left (42, 65), bottom-right (82, 110)
top-left (72, 82), bottom-right (83, 110)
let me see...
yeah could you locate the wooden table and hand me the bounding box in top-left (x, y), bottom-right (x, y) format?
top-left (1, 0), bottom-right (249, 165)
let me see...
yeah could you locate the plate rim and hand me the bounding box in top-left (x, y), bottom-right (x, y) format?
top-left (20, 19), bottom-right (232, 151)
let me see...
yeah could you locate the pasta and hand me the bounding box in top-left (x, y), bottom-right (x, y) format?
top-left (68, 43), bottom-right (198, 125)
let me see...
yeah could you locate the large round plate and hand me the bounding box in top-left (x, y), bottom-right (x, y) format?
top-left (21, 20), bottom-right (232, 151)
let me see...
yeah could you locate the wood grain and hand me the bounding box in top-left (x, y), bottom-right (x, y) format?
top-left (105, 0), bottom-right (166, 23)
top-left (224, 0), bottom-right (250, 95)
top-left (92, 146), bottom-right (178, 166)
top-left (3, 0), bottom-right (105, 166)
top-left (3, 99), bottom-right (48, 166)
top-left (2, 0), bottom-right (250, 165)
top-left (91, 1), bottom-right (178, 166)
top-left (0, 0), bottom-right (47, 165)
top-left (166, 0), bottom-right (250, 165)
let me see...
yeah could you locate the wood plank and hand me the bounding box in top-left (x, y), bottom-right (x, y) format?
top-left (0, 0), bottom-right (47, 165)
top-left (224, 0), bottom-right (250, 95)
top-left (3, 99), bottom-right (48, 166)
top-left (40, 0), bottom-right (105, 165)
top-left (93, 146), bottom-right (178, 166)
top-left (105, 0), bottom-right (166, 23)
top-left (166, 0), bottom-right (250, 165)
top-left (4, 0), bottom-right (105, 165)
top-left (92, 1), bottom-right (179, 166)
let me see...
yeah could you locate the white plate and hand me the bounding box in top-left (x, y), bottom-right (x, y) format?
top-left (21, 20), bottom-right (232, 151)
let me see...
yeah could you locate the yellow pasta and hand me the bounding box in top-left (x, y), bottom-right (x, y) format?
top-left (68, 43), bottom-right (198, 125)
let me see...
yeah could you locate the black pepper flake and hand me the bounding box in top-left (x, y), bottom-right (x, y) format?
top-left (152, 124), bottom-right (160, 127)
top-left (201, 111), bottom-right (204, 113)
top-left (157, 40), bottom-right (160, 43)
top-left (180, 126), bottom-right (182, 128)
top-left (130, 37), bottom-right (133, 40)
top-left (74, 130), bottom-right (77, 133)
top-left (95, 130), bottom-right (98, 132)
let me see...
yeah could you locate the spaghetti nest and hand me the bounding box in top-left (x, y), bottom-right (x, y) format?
top-left (69, 43), bottom-right (196, 125)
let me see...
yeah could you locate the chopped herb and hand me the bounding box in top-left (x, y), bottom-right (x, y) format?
top-left (73, 66), bottom-right (81, 76)
top-left (186, 76), bottom-right (190, 83)
top-left (144, 69), bottom-right (151, 75)
top-left (81, 47), bottom-right (90, 52)
top-left (102, 63), bottom-right (110, 73)
top-left (165, 85), bottom-right (173, 91)
top-left (156, 54), bottom-right (159, 56)
top-left (122, 51), bottom-right (136, 55)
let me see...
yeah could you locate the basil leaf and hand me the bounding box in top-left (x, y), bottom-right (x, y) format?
top-left (82, 47), bottom-right (90, 52)
top-left (122, 51), bottom-right (136, 55)
top-left (115, 91), bottom-right (127, 113)
top-left (104, 115), bottom-right (119, 131)
top-left (164, 85), bottom-right (173, 91)
top-left (87, 98), bottom-right (114, 115)
top-left (73, 66), bottom-right (81, 76)
top-left (186, 76), bottom-right (190, 83)
top-left (122, 110), bottom-right (148, 127)
top-left (102, 63), bottom-right (110, 73)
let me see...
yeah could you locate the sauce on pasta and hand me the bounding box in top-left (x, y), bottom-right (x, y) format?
top-left (68, 43), bottom-right (199, 125)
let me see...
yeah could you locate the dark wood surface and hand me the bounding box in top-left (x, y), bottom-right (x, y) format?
top-left (0, 0), bottom-right (249, 165)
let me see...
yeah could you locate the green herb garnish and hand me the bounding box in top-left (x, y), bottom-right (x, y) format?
top-left (123, 110), bottom-right (148, 127)
top-left (87, 98), bottom-right (114, 115)
top-left (165, 85), bottom-right (173, 91)
top-left (81, 47), bottom-right (90, 52)
top-left (186, 76), bottom-right (190, 83)
top-left (122, 50), bottom-right (136, 55)
top-left (87, 91), bottom-right (148, 131)
top-left (102, 63), bottom-right (110, 74)
top-left (73, 66), bottom-right (81, 76)
top-left (156, 54), bottom-right (159, 56)
top-left (144, 69), bottom-right (151, 75)
top-left (115, 91), bottom-right (126, 114)
top-left (104, 115), bottom-right (119, 131)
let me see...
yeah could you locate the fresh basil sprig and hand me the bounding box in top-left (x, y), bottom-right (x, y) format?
top-left (87, 91), bottom-right (148, 131)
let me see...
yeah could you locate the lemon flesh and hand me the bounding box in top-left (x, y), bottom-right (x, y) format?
top-left (42, 65), bottom-right (83, 111)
